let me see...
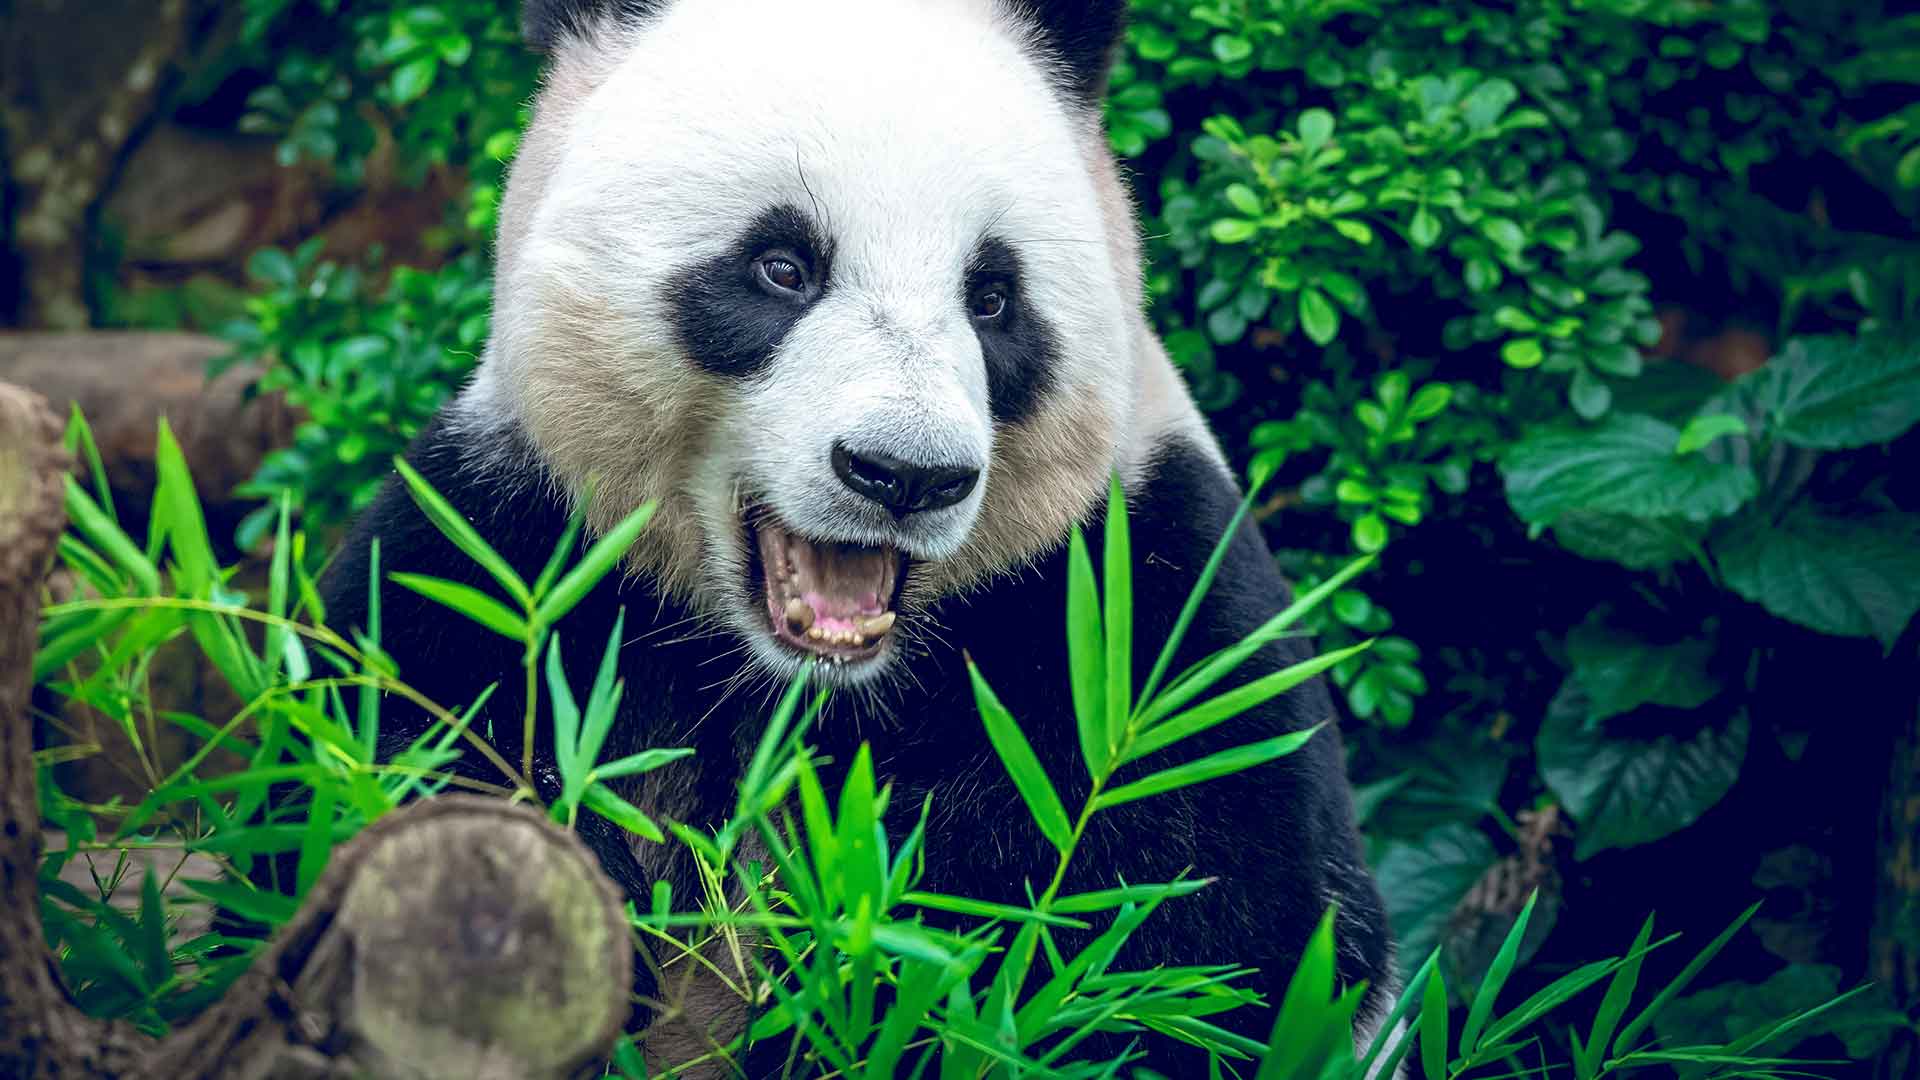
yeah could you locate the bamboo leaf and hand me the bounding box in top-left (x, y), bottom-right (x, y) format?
top-left (1578, 915), bottom-right (1656, 1080)
top-left (1461, 889), bottom-right (1538, 1055)
top-left (535, 501), bottom-right (656, 627)
top-left (1102, 473), bottom-right (1131, 768)
top-left (590, 747), bottom-right (694, 782)
top-left (1066, 525), bottom-right (1108, 779)
top-left (1125, 643), bottom-right (1368, 764)
top-left (969, 658), bottom-right (1073, 852)
top-left (1144, 555), bottom-right (1375, 727)
top-left (1613, 900), bottom-right (1760, 1055)
top-left (582, 782), bottom-right (665, 842)
top-left (389, 573), bottom-right (529, 641)
top-left (393, 456), bottom-right (531, 608)
top-left (1136, 477), bottom-right (1264, 709)
top-left (1093, 725), bottom-right (1323, 811)
top-left (1421, 962), bottom-right (1449, 1080)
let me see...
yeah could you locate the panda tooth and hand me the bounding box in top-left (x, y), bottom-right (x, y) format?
top-left (784, 598), bottom-right (815, 633)
top-left (806, 626), bottom-right (825, 641)
top-left (857, 612), bottom-right (897, 639)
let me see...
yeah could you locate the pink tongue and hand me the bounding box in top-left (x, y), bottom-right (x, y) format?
top-left (790, 539), bottom-right (891, 632)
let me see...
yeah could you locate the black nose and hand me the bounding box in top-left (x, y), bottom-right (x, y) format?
top-left (832, 443), bottom-right (981, 517)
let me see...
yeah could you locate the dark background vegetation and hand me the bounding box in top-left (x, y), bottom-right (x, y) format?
top-left (3, 0), bottom-right (1918, 1075)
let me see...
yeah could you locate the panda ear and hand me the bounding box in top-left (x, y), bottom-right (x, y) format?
top-left (522, 0), bottom-right (665, 51)
top-left (1007, 0), bottom-right (1130, 106)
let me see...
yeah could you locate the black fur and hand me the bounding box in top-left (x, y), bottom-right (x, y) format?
top-left (1004, 0), bottom-right (1131, 106)
top-left (521, 0), bottom-right (665, 51)
top-left (321, 414), bottom-right (1393, 1072)
top-left (668, 204), bottom-right (834, 380)
top-left (967, 236), bottom-right (1059, 425)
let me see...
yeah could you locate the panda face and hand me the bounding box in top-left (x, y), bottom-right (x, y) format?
top-left (482, 0), bottom-right (1137, 685)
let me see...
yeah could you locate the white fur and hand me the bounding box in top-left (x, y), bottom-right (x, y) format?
top-left (459, 0), bottom-right (1230, 684)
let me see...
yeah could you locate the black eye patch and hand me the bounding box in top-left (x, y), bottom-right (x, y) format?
top-left (966, 237), bottom-right (1059, 426)
top-left (669, 205), bottom-right (831, 379)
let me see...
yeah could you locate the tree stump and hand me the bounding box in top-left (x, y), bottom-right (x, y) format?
top-left (0, 380), bottom-right (634, 1078)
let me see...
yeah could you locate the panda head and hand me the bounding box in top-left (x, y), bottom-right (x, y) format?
top-left (472, 0), bottom-right (1155, 686)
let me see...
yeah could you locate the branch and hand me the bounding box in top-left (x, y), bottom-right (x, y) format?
top-left (0, 382), bottom-right (634, 1079)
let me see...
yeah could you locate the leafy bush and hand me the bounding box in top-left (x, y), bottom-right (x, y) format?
top-left (164, 0), bottom-right (1920, 1069)
top-left (33, 415), bottom-right (1860, 1076)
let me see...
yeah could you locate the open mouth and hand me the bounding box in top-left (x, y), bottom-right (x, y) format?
top-left (747, 511), bottom-right (907, 663)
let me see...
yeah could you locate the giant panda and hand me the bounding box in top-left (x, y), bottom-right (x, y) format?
top-left (320, 0), bottom-right (1398, 1073)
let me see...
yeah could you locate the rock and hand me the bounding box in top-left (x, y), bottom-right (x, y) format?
top-left (0, 331), bottom-right (295, 554)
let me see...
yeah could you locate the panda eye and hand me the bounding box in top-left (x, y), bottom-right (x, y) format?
top-left (756, 253), bottom-right (809, 295)
top-left (970, 286), bottom-right (1009, 322)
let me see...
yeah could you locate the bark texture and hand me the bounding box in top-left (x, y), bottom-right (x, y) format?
top-left (0, 380), bottom-right (634, 1078)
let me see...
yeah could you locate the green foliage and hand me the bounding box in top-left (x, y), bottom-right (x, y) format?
top-left (141, 0), bottom-right (1920, 1067)
top-left (32, 435), bottom-right (1863, 1075)
top-left (216, 241), bottom-right (491, 544)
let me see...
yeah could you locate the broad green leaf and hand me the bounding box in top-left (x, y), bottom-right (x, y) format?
top-left (1300, 287), bottom-right (1340, 345)
top-left (1714, 509), bottom-right (1920, 648)
top-left (389, 573), bottom-right (528, 641)
top-left (969, 660), bottom-right (1073, 852)
top-left (1726, 332), bottom-right (1920, 449)
top-left (1501, 414), bottom-right (1757, 526)
top-left (1065, 524), bottom-right (1108, 778)
top-left (1550, 510), bottom-right (1702, 571)
top-left (1298, 107), bottom-right (1335, 149)
top-left (1374, 823), bottom-right (1498, 975)
top-left (1652, 961), bottom-right (1898, 1062)
top-left (1093, 725), bottom-right (1322, 810)
top-left (1565, 619), bottom-right (1719, 724)
top-left (535, 501), bottom-right (656, 626)
top-left (1537, 682), bottom-right (1748, 859)
top-left (393, 457), bottom-right (531, 608)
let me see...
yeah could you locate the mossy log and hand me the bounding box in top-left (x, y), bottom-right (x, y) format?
top-left (0, 381), bottom-right (634, 1079)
